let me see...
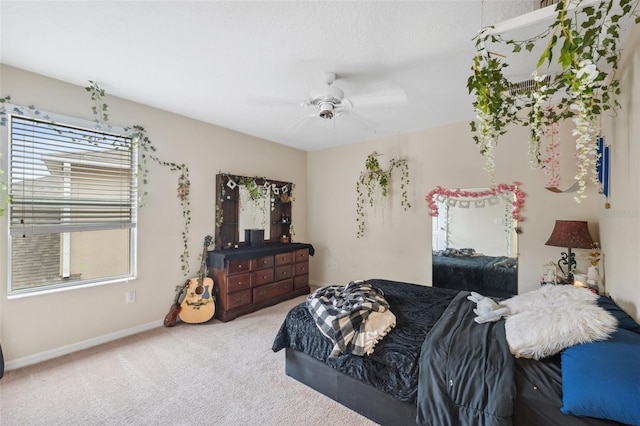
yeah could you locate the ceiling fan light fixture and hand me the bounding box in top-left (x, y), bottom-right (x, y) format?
top-left (318, 101), bottom-right (334, 119)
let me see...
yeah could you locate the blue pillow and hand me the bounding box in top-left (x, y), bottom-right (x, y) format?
top-left (597, 296), bottom-right (640, 334)
top-left (561, 328), bottom-right (640, 425)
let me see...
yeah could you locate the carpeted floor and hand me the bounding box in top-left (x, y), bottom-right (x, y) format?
top-left (0, 295), bottom-right (377, 425)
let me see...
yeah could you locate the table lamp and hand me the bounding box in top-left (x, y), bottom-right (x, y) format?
top-left (545, 220), bottom-right (594, 283)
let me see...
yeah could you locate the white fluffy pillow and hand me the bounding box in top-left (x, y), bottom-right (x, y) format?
top-left (503, 285), bottom-right (617, 359)
top-left (502, 283), bottom-right (597, 314)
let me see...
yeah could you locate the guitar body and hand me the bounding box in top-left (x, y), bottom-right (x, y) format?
top-left (178, 235), bottom-right (216, 324)
top-left (178, 275), bottom-right (215, 323)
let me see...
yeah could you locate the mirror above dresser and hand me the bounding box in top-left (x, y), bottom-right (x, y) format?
top-left (215, 173), bottom-right (294, 250)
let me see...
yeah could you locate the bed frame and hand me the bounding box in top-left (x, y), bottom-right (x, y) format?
top-left (285, 348), bottom-right (417, 426)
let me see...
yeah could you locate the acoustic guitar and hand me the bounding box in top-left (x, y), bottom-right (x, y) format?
top-left (179, 235), bottom-right (216, 324)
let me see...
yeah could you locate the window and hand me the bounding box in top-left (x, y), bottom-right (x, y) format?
top-left (6, 108), bottom-right (137, 295)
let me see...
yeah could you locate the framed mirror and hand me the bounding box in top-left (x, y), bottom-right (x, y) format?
top-left (238, 185), bottom-right (271, 242)
top-left (427, 184), bottom-right (525, 298)
top-left (215, 173), bottom-right (294, 250)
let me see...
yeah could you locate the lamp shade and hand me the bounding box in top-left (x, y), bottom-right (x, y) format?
top-left (545, 220), bottom-right (594, 249)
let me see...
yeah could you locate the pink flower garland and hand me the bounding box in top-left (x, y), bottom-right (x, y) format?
top-left (425, 182), bottom-right (525, 221)
top-left (543, 122), bottom-right (561, 188)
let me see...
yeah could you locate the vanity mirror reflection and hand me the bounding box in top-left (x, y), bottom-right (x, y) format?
top-left (427, 184), bottom-right (524, 298)
top-left (215, 173), bottom-right (293, 250)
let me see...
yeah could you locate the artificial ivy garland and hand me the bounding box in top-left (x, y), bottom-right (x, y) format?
top-left (468, 0), bottom-right (640, 200)
top-left (356, 151), bottom-right (411, 238)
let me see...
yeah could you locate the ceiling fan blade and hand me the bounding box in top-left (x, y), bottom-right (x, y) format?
top-left (346, 88), bottom-right (408, 109)
top-left (345, 111), bottom-right (376, 129)
top-left (286, 113), bottom-right (315, 132)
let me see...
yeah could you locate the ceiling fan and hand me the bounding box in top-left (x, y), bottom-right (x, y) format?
top-left (248, 71), bottom-right (408, 130)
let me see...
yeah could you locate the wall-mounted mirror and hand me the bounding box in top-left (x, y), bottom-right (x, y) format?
top-left (215, 173), bottom-right (293, 250)
top-left (427, 184), bottom-right (524, 298)
top-left (238, 186), bottom-right (271, 242)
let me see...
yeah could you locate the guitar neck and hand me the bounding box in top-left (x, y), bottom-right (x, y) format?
top-left (197, 235), bottom-right (212, 282)
top-left (198, 246), bottom-right (208, 281)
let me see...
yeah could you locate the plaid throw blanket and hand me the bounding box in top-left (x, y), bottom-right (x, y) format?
top-left (306, 280), bottom-right (392, 358)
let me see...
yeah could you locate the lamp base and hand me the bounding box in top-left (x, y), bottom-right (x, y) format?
top-left (557, 247), bottom-right (577, 284)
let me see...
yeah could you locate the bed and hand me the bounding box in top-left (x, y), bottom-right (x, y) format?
top-left (432, 248), bottom-right (518, 298)
top-left (272, 279), bottom-right (640, 426)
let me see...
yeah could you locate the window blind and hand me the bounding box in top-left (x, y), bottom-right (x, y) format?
top-left (9, 115), bottom-right (137, 236)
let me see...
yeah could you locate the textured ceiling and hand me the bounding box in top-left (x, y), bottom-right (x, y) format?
top-left (1, 1), bottom-right (542, 151)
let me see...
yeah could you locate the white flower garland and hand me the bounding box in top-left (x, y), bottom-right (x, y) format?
top-left (475, 109), bottom-right (498, 188)
top-left (569, 59), bottom-right (600, 202)
top-left (528, 72), bottom-right (548, 169)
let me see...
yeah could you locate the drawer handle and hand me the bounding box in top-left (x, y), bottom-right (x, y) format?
top-left (263, 275), bottom-right (268, 279)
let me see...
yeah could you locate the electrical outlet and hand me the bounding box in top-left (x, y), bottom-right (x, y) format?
top-left (126, 290), bottom-right (136, 304)
top-left (331, 261), bottom-right (338, 271)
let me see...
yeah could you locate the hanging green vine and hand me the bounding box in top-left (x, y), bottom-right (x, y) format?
top-left (127, 124), bottom-right (192, 274)
top-left (468, 0), bottom-right (640, 199)
top-left (356, 151), bottom-right (411, 238)
top-left (238, 176), bottom-right (268, 202)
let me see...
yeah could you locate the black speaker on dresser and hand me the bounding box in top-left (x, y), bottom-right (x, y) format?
top-left (244, 229), bottom-right (265, 246)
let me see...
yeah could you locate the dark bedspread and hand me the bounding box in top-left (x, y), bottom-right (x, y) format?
top-left (272, 279), bottom-right (459, 403)
top-left (432, 254), bottom-right (517, 298)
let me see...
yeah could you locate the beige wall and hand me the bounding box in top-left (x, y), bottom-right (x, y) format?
top-left (0, 65), bottom-right (308, 364)
top-left (599, 24), bottom-right (640, 320)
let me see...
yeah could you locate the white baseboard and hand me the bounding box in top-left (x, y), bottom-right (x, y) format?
top-left (5, 320), bottom-right (163, 371)
top-left (309, 279), bottom-right (330, 288)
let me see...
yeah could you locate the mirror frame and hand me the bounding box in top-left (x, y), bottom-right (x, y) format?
top-left (428, 182), bottom-right (525, 297)
top-left (426, 182), bottom-right (525, 223)
top-left (215, 173), bottom-right (294, 250)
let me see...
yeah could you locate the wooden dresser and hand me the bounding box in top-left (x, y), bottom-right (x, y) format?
top-left (208, 243), bottom-right (313, 322)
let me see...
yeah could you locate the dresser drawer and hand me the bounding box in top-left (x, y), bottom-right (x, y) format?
top-left (253, 279), bottom-right (293, 303)
top-left (254, 268), bottom-right (275, 286)
top-left (227, 273), bottom-right (252, 292)
top-left (254, 255), bottom-right (274, 270)
top-left (275, 252), bottom-right (293, 265)
top-left (275, 264), bottom-right (293, 280)
top-left (295, 249), bottom-right (309, 262)
top-left (227, 259), bottom-right (251, 275)
top-left (226, 289), bottom-right (251, 309)
top-left (294, 274), bottom-right (309, 289)
top-left (294, 261), bottom-right (308, 276)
